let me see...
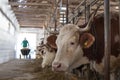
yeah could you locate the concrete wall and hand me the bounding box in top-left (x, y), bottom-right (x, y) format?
top-left (0, 0), bottom-right (19, 63)
top-left (0, 28), bottom-right (16, 63)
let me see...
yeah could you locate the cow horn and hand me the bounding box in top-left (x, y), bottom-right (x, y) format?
top-left (79, 2), bottom-right (103, 32)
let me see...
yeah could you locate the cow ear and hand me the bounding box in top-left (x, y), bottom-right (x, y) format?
top-left (80, 33), bottom-right (95, 48)
top-left (47, 35), bottom-right (57, 49)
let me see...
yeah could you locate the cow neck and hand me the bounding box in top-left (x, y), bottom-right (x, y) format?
top-left (69, 45), bottom-right (90, 71)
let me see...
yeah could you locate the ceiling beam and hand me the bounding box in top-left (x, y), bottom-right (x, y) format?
top-left (12, 7), bottom-right (51, 12)
top-left (14, 10), bottom-right (50, 14)
top-left (14, 11), bottom-right (50, 15)
top-left (17, 16), bottom-right (46, 20)
top-left (19, 23), bottom-right (44, 27)
top-left (18, 20), bottom-right (45, 23)
top-left (15, 14), bottom-right (47, 17)
top-left (19, 24), bottom-right (44, 26)
top-left (9, 2), bottom-right (52, 6)
top-left (20, 25), bottom-right (43, 28)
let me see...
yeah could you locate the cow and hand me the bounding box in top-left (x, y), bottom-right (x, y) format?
top-left (36, 45), bottom-right (45, 59)
top-left (48, 12), bottom-right (120, 79)
top-left (35, 35), bottom-right (57, 68)
top-left (41, 43), bottom-right (56, 68)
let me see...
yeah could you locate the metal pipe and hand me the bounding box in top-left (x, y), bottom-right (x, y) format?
top-left (54, 18), bottom-right (57, 31)
top-left (85, 0), bottom-right (91, 23)
top-left (104, 0), bottom-right (110, 80)
top-left (66, 0), bottom-right (69, 24)
top-left (68, 0), bottom-right (99, 23)
top-left (119, 0), bottom-right (120, 49)
top-left (62, 14), bottom-right (65, 25)
top-left (85, 0), bottom-right (87, 23)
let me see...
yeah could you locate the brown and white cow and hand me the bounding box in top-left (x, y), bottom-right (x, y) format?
top-left (41, 44), bottom-right (56, 68)
top-left (49, 12), bottom-right (120, 79)
top-left (36, 35), bottom-right (57, 68)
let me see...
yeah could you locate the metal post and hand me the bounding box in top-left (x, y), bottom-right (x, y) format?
top-left (54, 18), bottom-right (57, 31)
top-left (85, 5), bottom-right (91, 22)
top-left (119, 0), bottom-right (120, 47)
top-left (104, 0), bottom-right (110, 80)
top-left (66, 0), bottom-right (69, 24)
top-left (62, 14), bottom-right (65, 25)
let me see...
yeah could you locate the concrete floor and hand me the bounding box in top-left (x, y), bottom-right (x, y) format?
top-left (0, 59), bottom-right (79, 80)
top-left (0, 59), bottom-right (40, 80)
top-left (0, 58), bottom-right (119, 80)
top-left (0, 58), bottom-right (91, 80)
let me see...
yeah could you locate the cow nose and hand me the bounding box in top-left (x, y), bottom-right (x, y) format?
top-left (52, 62), bottom-right (61, 71)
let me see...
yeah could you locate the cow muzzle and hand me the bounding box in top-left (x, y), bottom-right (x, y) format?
top-left (52, 62), bottom-right (62, 71)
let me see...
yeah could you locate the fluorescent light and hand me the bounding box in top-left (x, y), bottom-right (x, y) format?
top-left (60, 20), bottom-right (66, 23)
top-left (60, 18), bottom-right (66, 20)
top-left (18, 5), bottom-right (22, 7)
top-left (18, 0), bottom-right (23, 2)
top-left (60, 7), bottom-right (66, 10)
top-left (60, 11), bottom-right (66, 14)
top-left (115, 6), bottom-right (119, 9)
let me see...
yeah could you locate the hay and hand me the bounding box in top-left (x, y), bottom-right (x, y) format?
top-left (25, 59), bottom-right (79, 80)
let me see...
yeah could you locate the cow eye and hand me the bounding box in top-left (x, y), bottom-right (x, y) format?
top-left (70, 42), bottom-right (75, 45)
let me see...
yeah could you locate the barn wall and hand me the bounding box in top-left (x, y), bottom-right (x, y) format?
top-left (0, 13), bottom-right (17, 63)
top-left (0, 0), bottom-right (19, 63)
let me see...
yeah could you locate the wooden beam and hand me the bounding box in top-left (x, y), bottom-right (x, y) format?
top-left (20, 25), bottom-right (43, 28)
top-left (12, 7), bottom-right (51, 12)
top-left (18, 20), bottom-right (45, 23)
top-left (19, 23), bottom-right (43, 27)
top-left (15, 14), bottom-right (47, 17)
top-left (14, 10), bottom-right (50, 14)
top-left (20, 24), bottom-right (43, 27)
top-left (17, 17), bottom-right (46, 20)
top-left (9, 2), bottom-right (52, 6)
top-left (16, 15), bottom-right (46, 19)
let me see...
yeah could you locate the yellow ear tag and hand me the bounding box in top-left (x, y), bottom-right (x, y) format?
top-left (84, 41), bottom-right (88, 46)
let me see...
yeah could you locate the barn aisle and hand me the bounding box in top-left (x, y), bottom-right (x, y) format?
top-left (0, 59), bottom-right (79, 80)
top-left (0, 59), bottom-right (41, 80)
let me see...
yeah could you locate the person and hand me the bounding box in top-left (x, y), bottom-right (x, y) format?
top-left (21, 37), bottom-right (29, 48)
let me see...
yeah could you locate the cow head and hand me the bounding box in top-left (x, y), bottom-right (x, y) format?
top-left (47, 34), bottom-right (57, 49)
top-left (36, 45), bottom-right (46, 59)
top-left (41, 44), bottom-right (56, 68)
top-left (52, 24), bottom-right (95, 72)
top-left (41, 35), bottom-right (57, 68)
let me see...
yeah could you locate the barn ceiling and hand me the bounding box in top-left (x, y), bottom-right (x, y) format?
top-left (8, 0), bottom-right (119, 28)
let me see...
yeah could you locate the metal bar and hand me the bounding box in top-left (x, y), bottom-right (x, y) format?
top-left (54, 18), bottom-right (57, 31)
top-left (66, 0), bottom-right (69, 24)
top-left (85, 2), bottom-right (91, 22)
top-left (74, 0), bottom-right (86, 10)
top-left (104, 0), bottom-right (110, 80)
top-left (68, 0), bottom-right (99, 23)
top-left (119, 0), bottom-right (120, 49)
top-left (85, 0), bottom-right (87, 23)
top-left (62, 14), bottom-right (65, 25)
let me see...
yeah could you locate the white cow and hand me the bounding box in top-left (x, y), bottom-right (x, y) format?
top-left (35, 35), bottom-right (57, 68)
top-left (51, 23), bottom-right (120, 79)
top-left (36, 45), bottom-right (45, 59)
top-left (51, 12), bottom-right (120, 74)
top-left (52, 24), bottom-right (95, 72)
top-left (41, 44), bottom-right (56, 68)
top-left (36, 44), bottom-right (56, 68)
